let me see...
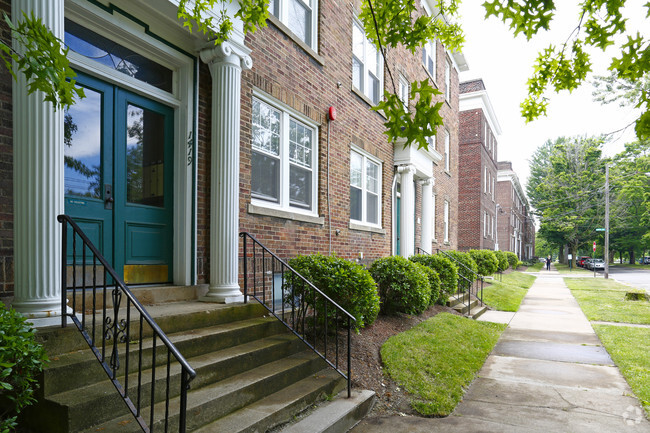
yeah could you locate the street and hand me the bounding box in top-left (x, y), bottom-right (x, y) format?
top-left (607, 266), bottom-right (650, 294)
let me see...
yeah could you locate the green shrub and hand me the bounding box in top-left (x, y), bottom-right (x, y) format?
top-left (0, 302), bottom-right (48, 432)
top-left (505, 252), bottom-right (519, 269)
top-left (370, 256), bottom-right (431, 315)
top-left (493, 250), bottom-right (509, 272)
top-left (410, 254), bottom-right (458, 300)
top-left (469, 249), bottom-right (499, 276)
top-left (416, 263), bottom-right (443, 305)
top-left (287, 254), bottom-right (380, 330)
top-left (444, 250), bottom-right (478, 282)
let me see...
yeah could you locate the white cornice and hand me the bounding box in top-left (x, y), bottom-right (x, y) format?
top-left (497, 168), bottom-right (529, 208)
top-left (459, 89), bottom-right (502, 135)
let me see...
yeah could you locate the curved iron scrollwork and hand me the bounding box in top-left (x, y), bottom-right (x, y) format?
top-left (105, 288), bottom-right (129, 372)
top-left (58, 214), bottom-right (196, 432)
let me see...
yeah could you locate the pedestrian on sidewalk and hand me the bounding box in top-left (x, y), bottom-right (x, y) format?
top-left (546, 255), bottom-right (551, 271)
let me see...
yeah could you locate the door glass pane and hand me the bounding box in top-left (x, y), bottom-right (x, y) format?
top-left (126, 104), bottom-right (165, 207)
top-left (64, 19), bottom-right (173, 93)
top-left (64, 86), bottom-right (102, 199)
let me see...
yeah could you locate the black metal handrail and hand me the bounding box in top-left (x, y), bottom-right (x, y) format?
top-left (240, 232), bottom-right (355, 397)
top-left (58, 215), bottom-right (196, 432)
top-left (436, 249), bottom-right (485, 313)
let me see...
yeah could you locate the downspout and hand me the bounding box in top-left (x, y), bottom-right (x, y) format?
top-left (327, 117), bottom-right (332, 255)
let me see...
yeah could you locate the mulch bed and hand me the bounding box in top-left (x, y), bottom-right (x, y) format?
top-left (348, 304), bottom-right (464, 416)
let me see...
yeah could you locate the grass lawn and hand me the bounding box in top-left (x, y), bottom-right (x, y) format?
top-left (554, 263), bottom-right (592, 274)
top-left (526, 262), bottom-right (544, 272)
top-left (565, 278), bottom-right (650, 325)
top-left (611, 263), bottom-right (650, 269)
top-left (593, 325), bottom-right (650, 416)
top-left (381, 313), bottom-right (506, 416)
top-left (482, 271), bottom-right (537, 312)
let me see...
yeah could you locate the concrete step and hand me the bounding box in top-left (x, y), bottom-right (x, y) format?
top-left (279, 389), bottom-right (375, 433)
top-left (43, 334), bottom-right (304, 432)
top-left (451, 298), bottom-right (478, 315)
top-left (194, 370), bottom-right (347, 433)
top-left (469, 305), bottom-right (488, 320)
top-left (80, 351), bottom-right (329, 433)
top-left (447, 293), bottom-right (469, 308)
top-left (66, 285), bottom-right (209, 310)
top-left (40, 312), bottom-right (285, 396)
top-left (36, 300), bottom-right (267, 355)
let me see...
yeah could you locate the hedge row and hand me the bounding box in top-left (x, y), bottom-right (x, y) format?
top-left (287, 250), bottom-right (520, 330)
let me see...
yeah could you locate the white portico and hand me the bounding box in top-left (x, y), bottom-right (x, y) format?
top-left (393, 142), bottom-right (441, 257)
top-left (10, 0), bottom-right (253, 325)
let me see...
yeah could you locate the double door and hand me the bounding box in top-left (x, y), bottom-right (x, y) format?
top-left (64, 73), bottom-right (174, 284)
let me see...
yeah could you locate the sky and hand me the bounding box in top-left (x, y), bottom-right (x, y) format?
top-left (457, 0), bottom-right (647, 188)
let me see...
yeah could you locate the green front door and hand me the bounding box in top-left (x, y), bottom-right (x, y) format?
top-left (64, 72), bottom-right (174, 284)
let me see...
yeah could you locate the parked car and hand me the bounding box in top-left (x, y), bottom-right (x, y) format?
top-left (590, 259), bottom-right (605, 271)
top-left (577, 256), bottom-right (590, 267)
top-left (638, 257), bottom-right (650, 265)
top-left (583, 258), bottom-right (594, 269)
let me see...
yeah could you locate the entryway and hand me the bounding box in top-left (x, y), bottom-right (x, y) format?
top-left (64, 72), bottom-right (174, 284)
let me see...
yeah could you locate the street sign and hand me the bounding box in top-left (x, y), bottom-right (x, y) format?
top-left (593, 241), bottom-right (597, 252)
top-left (596, 228), bottom-right (605, 232)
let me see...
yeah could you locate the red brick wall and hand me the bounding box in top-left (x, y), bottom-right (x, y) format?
top-left (238, 1), bottom-right (393, 265)
top-left (196, 63), bottom-right (212, 284)
top-left (0, 0), bottom-right (13, 297)
top-left (458, 107), bottom-right (497, 251)
top-left (236, 2), bottom-right (461, 262)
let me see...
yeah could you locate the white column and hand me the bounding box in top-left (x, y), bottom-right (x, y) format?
top-left (419, 178), bottom-right (434, 254)
top-left (11, 0), bottom-right (65, 326)
top-left (199, 41), bottom-right (252, 303)
top-left (398, 165), bottom-right (415, 258)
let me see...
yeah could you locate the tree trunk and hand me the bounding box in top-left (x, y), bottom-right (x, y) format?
top-left (629, 248), bottom-right (635, 265)
top-left (558, 245), bottom-right (565, 264)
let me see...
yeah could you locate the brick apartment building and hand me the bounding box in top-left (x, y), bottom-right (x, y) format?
top-left (457, 79), bottom-right (501, 251)
top-left (496, 161), bottom-right (536, 259)
top-left (1, 0), bottom-right (467, 321)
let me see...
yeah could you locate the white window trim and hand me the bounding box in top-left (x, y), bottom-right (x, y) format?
top-left (444, 200), bottom-right (450, 243)
top-left (483, 211), bottom-right (487, 238)
top-left (65, 1), bottom-right (196, 286)
top-left (484, 167), bottom-right (488, 193)
top-left (444, 129), bottom-right (450, 172)
top-left (271, 0), bottom-right (319, 51)
top-left (444, 59), bottom-right (451, 101)
top-left (399, 74), bottom-right (409, 112)
top-left (251, 90), bottom-right (319, 217)
top-left (352, 19), bottom-right (384, 105)
top-left (432, 193), bottom-right (437, 241)
top-left (350, 145), bottom-right (383, 228)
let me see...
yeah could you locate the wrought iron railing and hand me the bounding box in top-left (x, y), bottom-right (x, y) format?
top-left (415, 247), bottom-right (430, 255)
top-left (436, 249), bottom-right (485, 314)
top-left (240, 232), bottom-right (354, 397)
top-left (58, 215), bottom-right (196, 433)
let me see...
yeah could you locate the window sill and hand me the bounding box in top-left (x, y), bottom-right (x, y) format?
top-left (248, 203), bottom-right (324, 225)
top-left (422, 66), bottom-right (438, 88)
top-left (267, 14), bottom-right (324, 66)
top-left (349, 221), bottom-right (386, 235)
top-left (351, 86), bottom-right (386, 118)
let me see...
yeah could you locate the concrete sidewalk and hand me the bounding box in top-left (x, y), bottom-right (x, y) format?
top-left (351, 271), bottom-right (650, 432)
